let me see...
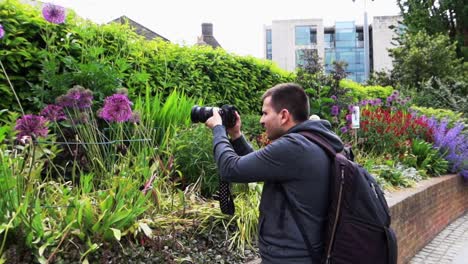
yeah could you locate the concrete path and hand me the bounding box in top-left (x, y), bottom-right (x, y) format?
top-left (410, 212), bottom-right (468, 264)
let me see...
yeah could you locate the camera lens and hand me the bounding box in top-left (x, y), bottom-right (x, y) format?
top-left (191, 105), bottom-right (214, 123)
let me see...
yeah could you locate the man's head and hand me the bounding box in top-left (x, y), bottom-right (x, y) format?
top-left (260, 83), bottom-right (309, 140)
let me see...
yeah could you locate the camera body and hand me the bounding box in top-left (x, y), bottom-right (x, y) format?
top-left (191, 105), bottom-right (237, 128)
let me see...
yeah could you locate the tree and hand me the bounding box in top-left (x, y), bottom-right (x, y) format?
top-left (397, 0), bottom-right (467, 60)
top-left (389, 31), bottom-right (463, 88)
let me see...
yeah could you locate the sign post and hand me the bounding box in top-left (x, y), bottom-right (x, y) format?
top-left (351, 106), bottom-right (360, 146)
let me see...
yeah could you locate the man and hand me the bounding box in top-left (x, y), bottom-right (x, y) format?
top-left (205, 83), bottom-right (343, 263)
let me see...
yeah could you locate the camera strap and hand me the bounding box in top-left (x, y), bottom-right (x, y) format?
top-left (217, 181), bottom-right (235, 215)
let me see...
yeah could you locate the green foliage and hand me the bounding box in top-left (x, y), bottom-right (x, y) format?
top-left (397, 0), bottom-right (467, 60)
top-left (410, 77), bottom-right (468, 115)
top-left (339, 79), bottom-right (394, 102)
top-left (410, 105), bottom-right (466, 125)
top-left (401, 139), bottom-right (449, 176)
top-left (0, 0), bottom-right (293, 114)
top-left (390, 31), bottom-right (464, 88)
top-left (172, 125), bottom-right (219, 196)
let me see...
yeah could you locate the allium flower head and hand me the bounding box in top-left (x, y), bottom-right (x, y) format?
top-left (41, 104), bottom-right (66, 122)
top-left (15, 114), bottom-right (48, 140)
top-left (0, 24), bottom-right (5, 39)
top-left (331, 95), bottom-right (337, 101)
top-left (331, 105), bottom-right (340, 116)
top-left (57, 85), bottom-right (93, 109)
top-left (340, 126), bottom-right (348, 133)
top-left (42, 3), bottom-right (66, 24)
top-left (99, 94), bottom-right (133, 123)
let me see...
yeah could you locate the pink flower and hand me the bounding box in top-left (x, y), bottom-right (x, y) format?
top-left (41, 104), bottom-right (66, 122)
top-left (56, 86), bottom-right (93, 109)
top-left (0, 24), bottom-right (5, 39)
top-left (15, 114), bottom-right (48, 140)
top-left (99, 94), bottom-right (133, 123)
top-left (42, 3), bottom-right (66, 24)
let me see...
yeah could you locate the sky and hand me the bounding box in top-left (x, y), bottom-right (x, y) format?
top-left (48, 0), bottom-right (401, 58)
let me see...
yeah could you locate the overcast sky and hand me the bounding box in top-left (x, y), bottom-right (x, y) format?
top-left (48, 0), bottom-right (401, 58)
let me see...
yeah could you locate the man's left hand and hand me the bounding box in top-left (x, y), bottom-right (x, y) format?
top-left (205, 108), bottom-right (223, 129)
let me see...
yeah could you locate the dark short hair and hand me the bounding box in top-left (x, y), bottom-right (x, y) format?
top-left (262, 83), bottom-right (309, 122)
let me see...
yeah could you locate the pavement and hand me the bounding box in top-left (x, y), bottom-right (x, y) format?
top-left (410, 212), bottom-right (468, 264)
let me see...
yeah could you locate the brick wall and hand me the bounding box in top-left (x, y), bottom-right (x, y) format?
top-left (386, 175), bottom-right (468, 263)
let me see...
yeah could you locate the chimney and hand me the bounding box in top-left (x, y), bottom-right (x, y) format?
top-left (202, 23), bottom-right (213, 36)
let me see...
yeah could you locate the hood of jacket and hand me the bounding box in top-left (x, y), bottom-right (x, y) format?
top-left (287, 119), bottom-right (344, 153)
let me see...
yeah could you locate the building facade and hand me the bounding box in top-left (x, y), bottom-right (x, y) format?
top-left (264, 16), bottom-right (401, 82)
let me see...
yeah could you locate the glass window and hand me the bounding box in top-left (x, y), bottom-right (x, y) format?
top-left (266, 29), bottom-right (272, 60)
top-left (266, 29), bottom-right (272, 43)
top-left (295, 49), bottom-right (317, 68)
top-left (295, 26), bottom-right (317, 45)
top-left (325, 33), bottom-right (335, 48)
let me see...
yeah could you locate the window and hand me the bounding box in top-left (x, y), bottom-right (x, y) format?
top-left (325, 33), bottom-right (335, 48)
top-left (295, 26), bottom-right (317, 45)
top-left (295, 49), bottom-right (317, 68)
top-left (266, 29), bottom-right (272, 60)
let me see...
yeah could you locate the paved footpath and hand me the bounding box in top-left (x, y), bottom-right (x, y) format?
top-left (410, 212), bottom-right (468, 264)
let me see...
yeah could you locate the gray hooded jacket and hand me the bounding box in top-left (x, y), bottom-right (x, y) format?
top-left (212, 120), bottom-right (343, 264)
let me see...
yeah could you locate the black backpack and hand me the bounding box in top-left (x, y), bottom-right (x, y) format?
top-left (281, 131), bottom-right (398, 264)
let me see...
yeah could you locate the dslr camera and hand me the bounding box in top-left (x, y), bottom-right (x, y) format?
top-left (191, 105), bottom-right (238, 128)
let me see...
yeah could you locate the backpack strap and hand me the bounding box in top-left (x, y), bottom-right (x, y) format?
top-left (298, 131), bottom-right (337, 157)
top-left (278, 131), bottom-right (338, 264)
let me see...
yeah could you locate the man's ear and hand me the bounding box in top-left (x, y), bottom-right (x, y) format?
top-left (279, 109), bottom-right (291, 125)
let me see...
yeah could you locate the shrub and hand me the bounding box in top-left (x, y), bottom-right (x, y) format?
top-left (172, 125), bottom-right (219, 196)
top-left (0, 0), bottom-right (293, 115)
top-left (400, 139), bottom-right (448, 176)
top-left (410, 106), bottom-right (465, 126)
top-left (348, 107), bottom-right (431, 155)
top-left (339, 79), bottom-right (394, 102)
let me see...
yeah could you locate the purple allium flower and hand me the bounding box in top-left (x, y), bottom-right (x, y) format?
top-left (15, 114), bottom-right (48, 140)
top-left (392, 90), bottom-right (399, 97)
top-left (346, 114), bottom-right (352, 122)
top-left (99, 94), bottom-right (133, 123)
top-left (41, 104), bottom-right (66, 122)
top-left (340, 126), bottom-right (348, 133)
top-left (360, 100), bottom-right (368, 106)
top-left (42, 3), bottom-right (66, 24)
top-left (375, 98), bottom-right (382, 105)
top-left (57, 85), bottom-right (93, 109)
top-left (0, 24), bottom-right (5, 39)
top-left (331, 95), bottom-right (337, 101)
top-left (348, 105), bottom-right (355, 112)
top-left (331, 105), bottom-right (340, 116)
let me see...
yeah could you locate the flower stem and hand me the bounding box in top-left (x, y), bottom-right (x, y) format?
top-left (0, 59), bottom-right (25, 115)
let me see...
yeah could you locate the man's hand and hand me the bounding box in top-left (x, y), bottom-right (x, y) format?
top-left (205, 108), bottom-right (223, 129)
top-left (227, 111), bottom-right (242, 140)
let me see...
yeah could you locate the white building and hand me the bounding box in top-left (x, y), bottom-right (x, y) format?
top-left (264, 15), bottom-right (402, 82)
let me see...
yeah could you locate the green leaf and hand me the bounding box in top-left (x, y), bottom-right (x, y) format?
top-left (110, 228), bottom-right (121, 241)
top-left (139, 222), bottom-right (153, 238)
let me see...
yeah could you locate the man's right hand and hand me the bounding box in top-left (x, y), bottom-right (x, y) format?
top-left (227, 111), bottom-right (242, 140)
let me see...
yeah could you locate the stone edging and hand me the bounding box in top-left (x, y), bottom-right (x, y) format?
top-left (386, 174), bottom-right (468, 264)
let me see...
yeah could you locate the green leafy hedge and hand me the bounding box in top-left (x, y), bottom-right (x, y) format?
top-left (0, 0), bottom-right (293, 115)
top-left (339, 79), bottom-right (393, 101)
